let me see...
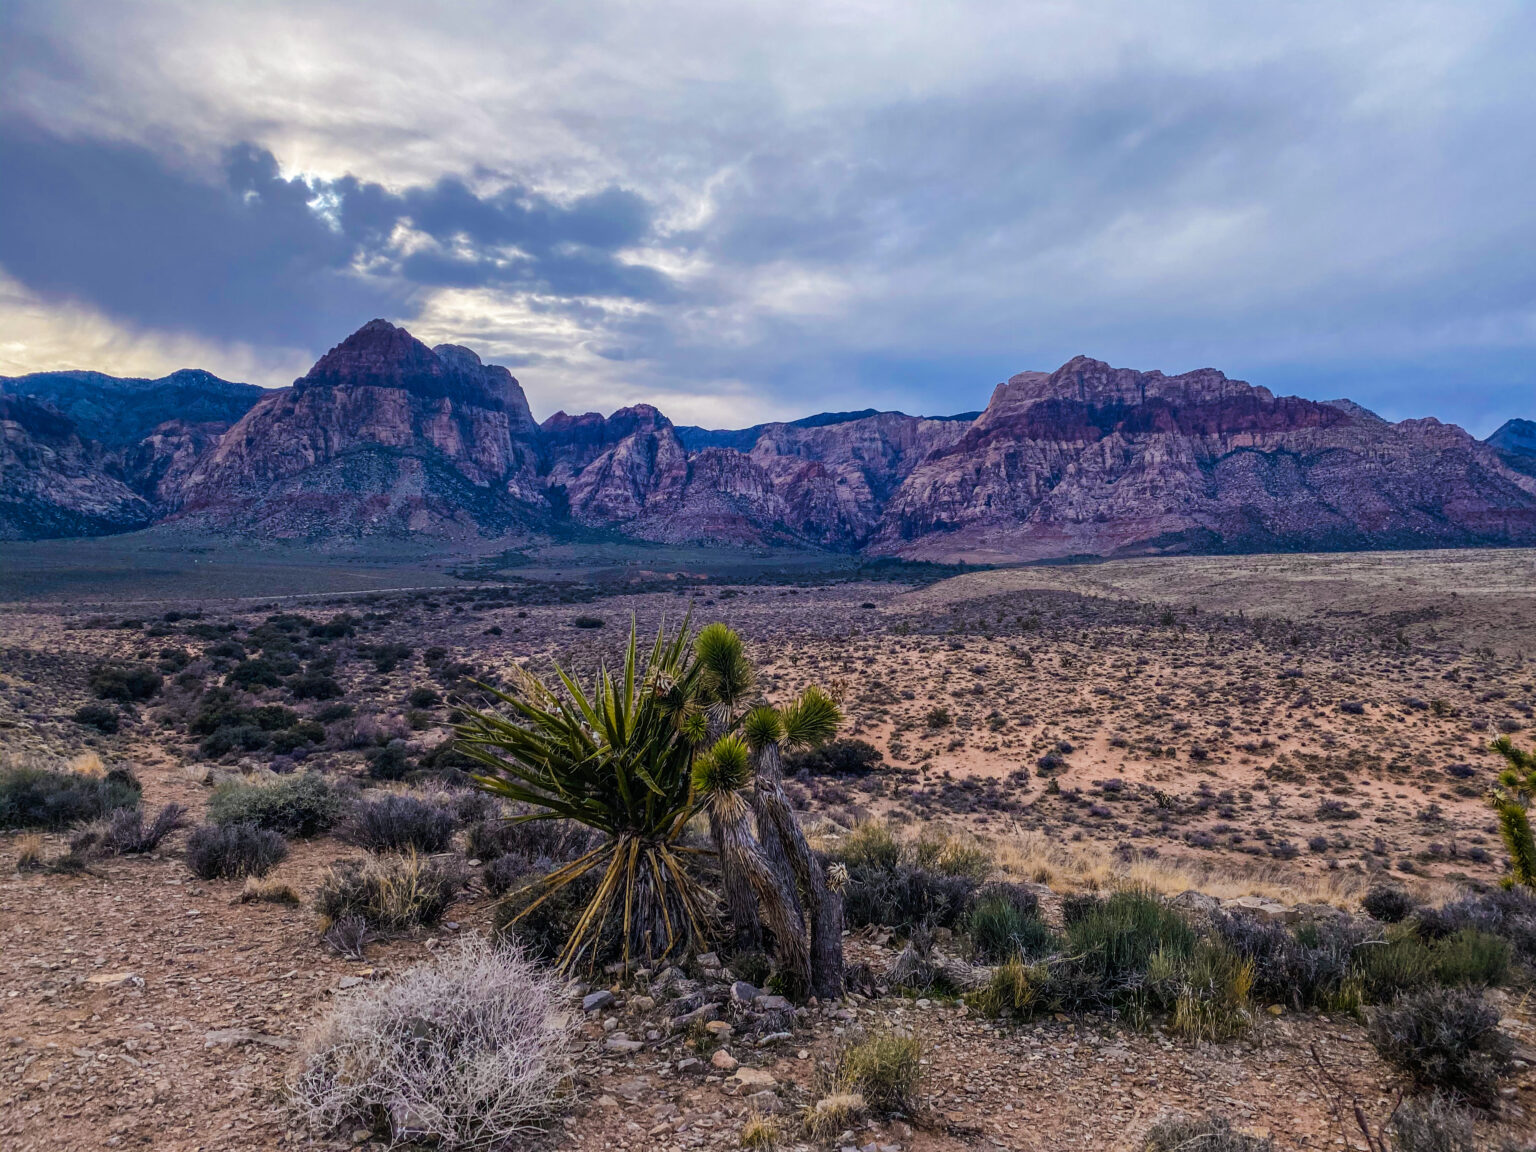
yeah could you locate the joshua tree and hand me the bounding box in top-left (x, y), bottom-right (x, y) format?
top-left (1490, 737), bottom-right (1536, 886)
top-left (456, 617), bottom-right (848, 997)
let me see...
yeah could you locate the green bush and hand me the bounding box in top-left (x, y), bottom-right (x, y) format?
top-left (89, 662), bottom-right (162, 702)
top-left (837, 1031), bottom-right (923, 1114)
top-left (207, 773), bottom-right (343, 837)
top-left (73, 703), bottom-right (120, 733)
top-left (969, 888), bottom-right (1058, 963)
top-left (289, 673), bottom-right (343, 701)
top-left (185, 822), bottom-right (288, 879)
top-left (1355, 930), bottom-right (1437, 1002)
top-left (1431, 928), bottom-right (1510, 988)
top-left (835, 821), bottom-right (901, 870)
top-left (0, 763), bottom-right (140, 830)
top-left (1064, 889), bottom-right (1197, 989)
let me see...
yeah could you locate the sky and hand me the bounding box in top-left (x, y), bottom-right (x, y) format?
top-left (1, 1), bottom-right (1533, 434)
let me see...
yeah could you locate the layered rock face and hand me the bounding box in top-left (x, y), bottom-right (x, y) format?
top-left (872, 356), bottom-right (1536, 561)
top-left (0, 395), bottom-right (150, 539)
top-left (174, 321), bottom-right (546, 537)
top-left (1489, 419), bottom-right (1536, 479)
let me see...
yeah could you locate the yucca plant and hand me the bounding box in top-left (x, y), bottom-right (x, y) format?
top-left (455, 620), bottom-right (712, 972)
top-left (1490, 737), bottom-right (1536, 886)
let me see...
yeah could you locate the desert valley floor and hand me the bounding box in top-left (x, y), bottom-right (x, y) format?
top-left (3, 543), bottom-right (1536, 1151)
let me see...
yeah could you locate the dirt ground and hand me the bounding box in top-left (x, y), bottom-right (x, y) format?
top-left (3, 547), bottom-right (1536, 1150)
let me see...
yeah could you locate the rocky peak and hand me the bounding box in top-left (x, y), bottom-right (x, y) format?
top-left (297, 319), bottom-right (533, 421)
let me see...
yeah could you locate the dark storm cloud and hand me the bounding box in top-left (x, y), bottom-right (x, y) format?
top-left (0, 124), bottom-right (670, 348)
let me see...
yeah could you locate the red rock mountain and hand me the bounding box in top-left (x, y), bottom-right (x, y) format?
top-left (5, 322), bottom-right (1535, 558)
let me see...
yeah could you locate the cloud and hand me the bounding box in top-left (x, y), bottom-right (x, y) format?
top-left (0, 0), bottom-right (1534, 431)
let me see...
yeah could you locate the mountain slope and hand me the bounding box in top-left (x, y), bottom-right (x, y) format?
top-left (172, 320), bottom-right (546, 538)
top-left (1488, 418), bottom-right (1536, 479)
top-left (871, 357), bottom-right (1536, 562)
top-left (1, 369), bottom-right (263, 447)
top-left (0, 395), bottom-right (150, 539)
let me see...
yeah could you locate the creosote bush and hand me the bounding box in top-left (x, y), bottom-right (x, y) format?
top-left (0, 761), bottom-right (141, 830)
top-left (1363, 883), bottom-right (1416, 923)
top-left (1389, 1093), bottom-right (1477, 1152)
top-left (186, 822), bottom-right (289, 879)
top-left (290, 938), bottom-right (571, 1149)
top-left (207, 772), bottom-right (344, 837)
top-left (315, 852), bottom-right (465, 932)
top-left (76, 803), bottom-right (186, 856)
top-left (1367, 986), bottom-right (1514, 1106)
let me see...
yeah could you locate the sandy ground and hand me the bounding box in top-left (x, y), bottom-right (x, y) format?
top-left (3, 547), bottom-right (1536, 1150)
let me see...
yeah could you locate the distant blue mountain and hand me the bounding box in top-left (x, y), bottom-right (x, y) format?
top-left (1487, 418), bottom-right (1536, 478)
top-left (676, 407), bottom-right (981, 452)
top-left (0, 368), bottom-right (263, 446)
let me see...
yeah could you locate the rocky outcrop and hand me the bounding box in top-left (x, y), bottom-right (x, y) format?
top-left (0, 395), bottom-right (150, 539)
top-left (172, 321), bottom-right (546, 538)
top-left (871, 356), bottom-right (1536, 562)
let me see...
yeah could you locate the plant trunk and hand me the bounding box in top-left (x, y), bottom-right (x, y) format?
top-left (753, 742), bottom-right (846, 1000)
top-left (709, 809), bottom-right (763, 952)
top-left (713, 798), bottom-right (810, 989)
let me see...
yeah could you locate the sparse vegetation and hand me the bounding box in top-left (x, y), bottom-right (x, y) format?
top-left (207, 772), bottom-right (344, 837)
top-left (314, 851), bottom-right (465, 931)
top-left (290, 938), bottom-right (571, 1148)
top-left (0, 760), bottom-right (141, 830)
top-left (1367, 987), bottom-right (1514, 1105)
top-left (185, 822), bottom-right (289, 879)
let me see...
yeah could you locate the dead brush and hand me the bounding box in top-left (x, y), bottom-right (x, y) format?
top-left (239, 877), bottom-right (301, 905)
top-left (15, 833), bottom-right (44, 872)
top-left (314, 850), bottom-right (466, 932)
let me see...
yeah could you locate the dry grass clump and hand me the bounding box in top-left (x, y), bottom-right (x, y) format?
top-left (314, 851), bottom-right (465, 932)
top-left (1144, 1112), bottom-right (1273, 1150)
top-left (240, 877), bottom-right (301, 905)
top-left (738, 1110), bottom-right (779, 1149)
top-left (996, 826), bottom-right (1397, 908)
top-left (835, 1030), bottom-right (923, 1114)
top-left (289, 937), bottom-right (572, 1148)
top-left (15, 833), bottom-right (44, 872)
top-left (801, 1092), bottom-right (866, 1141)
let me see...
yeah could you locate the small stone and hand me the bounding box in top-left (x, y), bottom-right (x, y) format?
top-left (730, 981), bottom-right (760, 1004)
top-left (606, 1034), bottom-right (644, 1053)
top-left (675, 1057), bottom-right (702, 1073)
top-left (753, 994), bottom-right (791, 1011)
top-left (583, 990), bottom-right (616, 1012)
top-left (704, 1020), bottom-right (733, 1038)
top-left (696, 952), bottom-right (721, 969)
top-left (710, 1049), bottom-right (738, 1071)
top-left (797, 1049), bottom-right (810, 1059)
top-left (337, 977), bottom-right (365, 990)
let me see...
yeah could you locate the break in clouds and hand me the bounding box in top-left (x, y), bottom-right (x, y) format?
top-left (2, 0), bottom-right (1535, 430)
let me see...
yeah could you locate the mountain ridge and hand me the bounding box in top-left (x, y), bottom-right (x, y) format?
top-left (3, 319), bottom-right (1534, 559)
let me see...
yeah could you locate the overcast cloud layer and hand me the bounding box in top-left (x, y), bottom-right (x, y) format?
top-left (1, 0), bottom-right (1533, 432)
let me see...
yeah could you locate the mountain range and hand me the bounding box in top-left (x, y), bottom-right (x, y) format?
top-left (4, 318), bottom-right (1535, 560)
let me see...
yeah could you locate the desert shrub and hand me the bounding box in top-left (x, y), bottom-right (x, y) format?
top-left (0, 762), bottom-right (141, 830)
top-left (1144, 1113), bottom-right (1272, 1151)
top-left (185, 822), bottom-right (289, 879)
top-left (1388, 1093), bottom-right (1477, 1152)
top-left (269, 722), bottom-right (326, 754)
top-left (408, 686), bottom-right (442, 709)
top-left (1062, 889), bottom-right (1196, 992)
top-left (16, 833), bottom-right (44, 871)
top-left (482, 853), bottom-right (528, 897)
top-left (1214, 913), bottom-right (1365, 1011)
top-left (923, 706), bottom-right (951, 729)
top-left (289, 673), bottom-right (343, 701)
top-left (836, 1031), bottom-right (922, 1114)
top-left (1369, 987), bottom-right (1514, 1105)
top-left (73, 703), bottom-right (120, 733)
top-left (340, 794), bottom-right (457, 854)
top-left (87, 803), bottom-right (187, 855)
top-left (1415, 886), bottom-right (1536, 964)
top-left (738, 1110), bottom-right (778, 1150)
top-left (783, 738), bottom-right (884, 777)
top-left (968, 956), bottom-right (1049, 1017)
top-left (1363, 883), bottom-right (1417, 923)
top-left (315, 852), bottom-right (465, 931)
top-left (89, 662), bottom-right (162, 702)
top-left (315, 701), bottom-right (354, 723)
top-left (969, 886), bottom-right (1057, 963)
top-left (366, 743), bottom-right (414, 782)
top-left (841, 863), bottom-right (979, 935)
top-left (1430, 928), bottom-right (1510, 988)
top-left (1148, 939), bottom-right (1255, 1042)
top-left (834, 821), bottom-right (901, 870)
top-left (1355, 930), bottom-right (1438, 1002)
top-left (467, 813), bottom-right (591, 865)
top-left (290, 938), bottom-right (571, 1148)
top-left (911, 830), bottom-right (992, 880)
top-left (207, 773), bottom-right (343, 837)
top-left (570, 615), bottom-right (604, 629)
top-left (227, 658), bottom-right (284, 689)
